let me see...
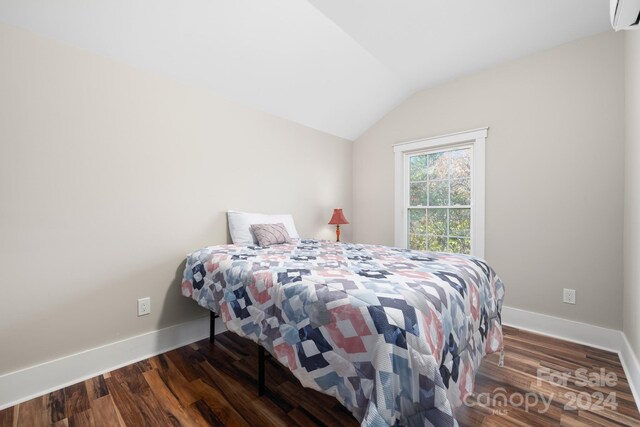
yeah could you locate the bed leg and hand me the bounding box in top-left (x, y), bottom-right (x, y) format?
top-left (258, 346), bottom-right (265, 396)
top-left (210, 312), bottom-right (218, 345)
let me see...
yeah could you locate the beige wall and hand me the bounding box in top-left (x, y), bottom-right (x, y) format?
top-left (0, 23), bottom-right (352, 375)
top-left (353, 32), bottom-right (625, 329)
top-left (624, 30), bottom-right (640, 359)
top-left (0, 20), bottom-right (633, 376)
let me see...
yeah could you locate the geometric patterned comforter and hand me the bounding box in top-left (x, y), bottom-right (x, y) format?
top-left (181, 240), bottom-right (504, 426)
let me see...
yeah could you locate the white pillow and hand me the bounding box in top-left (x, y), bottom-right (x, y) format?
top-left (227, 210), bottom-right (300, 245)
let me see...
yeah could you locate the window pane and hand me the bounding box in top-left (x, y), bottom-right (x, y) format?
top-left (449, 237), bottom-right (471, 255)
top-left (427, 208), bottom-right (447, 236)
top-left (450, 179), bottom-right (471, 205)
top-left (428, 181), bottom-right (449, 206)
top-left (408, 208), bottom-right (426, 234)
top-left (450, 149), bottom-right (471, 179)
top-left (409, 155), bottom-right (427, 182)
top-left (427, 152), bottom-right (448, 180)
top-left (406, 146), bottom-right (474, 255)
top-left (409, 234), bottom-right (426, 251)
top-left (410, 183), bottom-right (428, 206)
top-left (428, 236), bottom-right (447, 252)
top-left (449, 208), bottom-right (471, 237)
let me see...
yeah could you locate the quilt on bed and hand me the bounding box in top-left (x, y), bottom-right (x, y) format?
top-left (182, 240), bottom-right (504, 426)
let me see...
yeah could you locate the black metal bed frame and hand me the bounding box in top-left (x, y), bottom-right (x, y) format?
top-left (209, 311), bottom-right (267, 396)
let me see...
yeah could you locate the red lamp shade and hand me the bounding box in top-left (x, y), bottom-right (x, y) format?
top-left (328, 209), bottom-right (348, 242)
top-left (328, 208), bottom-right (349, 225)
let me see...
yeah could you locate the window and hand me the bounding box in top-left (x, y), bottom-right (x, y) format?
top-left (394, 128), bottom-right (486, 257)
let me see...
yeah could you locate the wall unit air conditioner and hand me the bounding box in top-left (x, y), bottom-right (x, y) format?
top-left (611, 0), bottom-right (640, 30)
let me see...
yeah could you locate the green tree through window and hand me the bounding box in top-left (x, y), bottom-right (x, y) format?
top-left (408, 147), bottom-right (471, 254)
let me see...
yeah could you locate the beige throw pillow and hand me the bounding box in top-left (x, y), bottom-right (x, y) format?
top-left (250, 223), bottom-right (292, 247)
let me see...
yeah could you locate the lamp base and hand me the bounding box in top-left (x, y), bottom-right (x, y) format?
top-left (335, 224), bottom-right (341, 242)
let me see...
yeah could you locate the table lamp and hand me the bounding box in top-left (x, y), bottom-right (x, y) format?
top-left (328, 208), bottom-right (349, 242)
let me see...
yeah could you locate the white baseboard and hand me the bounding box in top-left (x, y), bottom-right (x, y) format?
top-left (0, 315), bottom-right (226, 411)
top-left (502, 305), bottom-right (640, 408)
top-left (501, 306), bottom-right (623, 352)
top-left (1, 306), bottom-right (638, 414)
top-left (619, 333), bottom-right (640, 409)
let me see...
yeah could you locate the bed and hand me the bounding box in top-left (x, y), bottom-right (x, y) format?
top-left (181, 239), bottom-right (504, 426)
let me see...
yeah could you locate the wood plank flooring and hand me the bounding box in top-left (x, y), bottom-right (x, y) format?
top-left (454, 327), bottom-right (640, 426)
top-left (1, 325), bottom-right (638, 426)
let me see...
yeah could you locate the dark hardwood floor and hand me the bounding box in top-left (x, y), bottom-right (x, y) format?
top-left (455, 327), bottom-right (640, 426)
top-left (0, 326), bottom-right (638, 426)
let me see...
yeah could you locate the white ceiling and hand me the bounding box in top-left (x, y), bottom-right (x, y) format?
top-left (0, 1), bottom-right (611, 140)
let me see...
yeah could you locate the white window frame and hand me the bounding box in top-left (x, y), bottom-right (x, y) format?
top-left (393, 128), bottom-right (487, 258)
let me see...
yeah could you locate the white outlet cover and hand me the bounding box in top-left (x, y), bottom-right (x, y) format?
top-left (138, 297), bottom-right (151, 316)
top-left (563, 288), bottom-right (576, 305)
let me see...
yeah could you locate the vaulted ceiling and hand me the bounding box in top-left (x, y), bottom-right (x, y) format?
top-left (0, 1), bottom-right (611, 140)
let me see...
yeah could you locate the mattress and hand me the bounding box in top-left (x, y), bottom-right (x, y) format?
top-left (181, 240), bottom-right (504, 426)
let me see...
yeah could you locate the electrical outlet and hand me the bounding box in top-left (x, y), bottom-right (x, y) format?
top-left (563, 288), bottom-right (576, 305)
top-left (138, 297), bottom-right (151, 316)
